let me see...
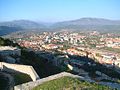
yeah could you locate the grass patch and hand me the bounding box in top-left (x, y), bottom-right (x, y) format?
top-left (11, 72), bottom-right (32, 85)
top-left (33, 76), bottom-right (111, 90)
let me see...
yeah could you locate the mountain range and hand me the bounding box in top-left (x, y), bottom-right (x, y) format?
top-left (0, 18), bottom-right (120, 35)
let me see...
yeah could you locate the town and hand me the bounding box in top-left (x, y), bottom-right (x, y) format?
top-left (1, 30), bottom-right (120, 89)
top-left (11, 30), bottom-right (120, 68)
top-left (0, 0), bottom-right (120, 89)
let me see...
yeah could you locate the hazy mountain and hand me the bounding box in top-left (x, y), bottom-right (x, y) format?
top-left (0, 26), bottom-right (23, 36)
top-left (0, 18), bottom-right (120, 36)
top-left (55, 18), bottom-right (120, 25)
top-left (0, 20), bottom-right (47, 35)
top-left (0, 20), bottom-right (46, 29)
top-left (51, 18), bottom-right (120, 32)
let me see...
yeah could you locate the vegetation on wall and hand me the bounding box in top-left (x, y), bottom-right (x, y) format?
top-left (33, 76), bottom-right (111, 90)
top-left (21, 50), bottom-right (63, 78)
top-left (0, 37), bottom-right (19, 47)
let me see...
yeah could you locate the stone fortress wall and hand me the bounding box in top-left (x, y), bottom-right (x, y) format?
top-left (0, 62), bottom-right (40, 81)
top-left (14, 72), bottom-right (86, 90)
top-left (14, 72), bottom-right (120, 90)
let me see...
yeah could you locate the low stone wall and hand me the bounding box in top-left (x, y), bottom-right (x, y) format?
top-left (14, 72), bottom-right (88, 90)
top-left (0, 62), bottom-right (39, 81)
top-left (14, 72), bottom-right (120, 90)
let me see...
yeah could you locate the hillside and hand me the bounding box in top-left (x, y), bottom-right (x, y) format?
top-left (0, 18), bottom-right (120, 35)
top-left (0, 20), bottom-right (46, 29)
top-left (0, 20), bottom-right (46, 36)
top-left (55, 18), bottom-right (120, 25)
top-left (0, 26), bottom-right (23, 36)
top-left (52, 18), bottom-right (120, 32)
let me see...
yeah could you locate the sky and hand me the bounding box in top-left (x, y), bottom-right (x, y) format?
top-left (0, 0), bottom-right (120, 22)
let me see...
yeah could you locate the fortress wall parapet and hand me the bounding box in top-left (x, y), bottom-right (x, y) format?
top-left (0, 62), bottom-right (39, 81)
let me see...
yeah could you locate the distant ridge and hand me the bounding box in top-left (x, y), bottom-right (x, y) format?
top-left (0, 17), bottom-right (120, 35)
top-left (0, 20), bottom-right (46, 29)
top-left (51, 17), bottom-right (120, 32)
top-left (54, 17), bottom-right (120, 25)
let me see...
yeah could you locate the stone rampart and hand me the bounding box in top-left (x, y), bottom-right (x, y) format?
top-left (14, 72), bottom-right (87, 90)
top-left (14, 72), bottom-right (120, 90)
top-left (0, 62), bottom-right (39, 81)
